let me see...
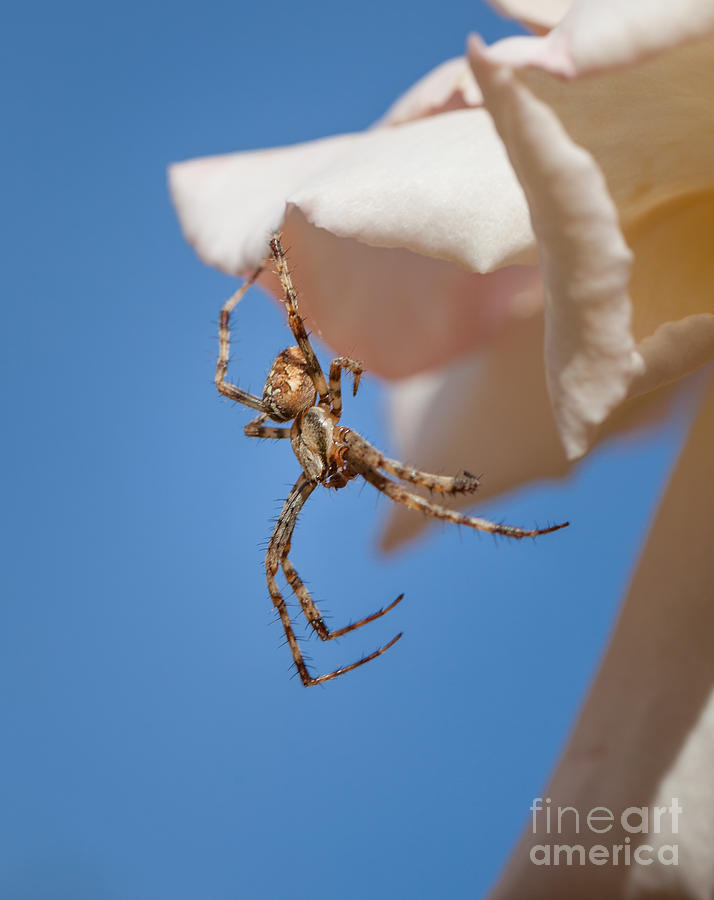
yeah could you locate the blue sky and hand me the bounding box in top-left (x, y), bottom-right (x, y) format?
top-left (1, 1), bottom-right (691, 898)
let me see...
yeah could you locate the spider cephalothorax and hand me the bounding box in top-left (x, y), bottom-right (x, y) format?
top-left (216, 234), bottom-right (568, 687)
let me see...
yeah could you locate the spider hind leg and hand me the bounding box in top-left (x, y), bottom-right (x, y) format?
top-left (266, 474), bottom-right (403, 687)
top-left (283, 553), bottom-right (404, 641)
top-left (342, 431), bottom-right (481, 494)
top-left (303, 632), bottom-right (403, 687)
top-left (349, 457), bottom-right (569, 539)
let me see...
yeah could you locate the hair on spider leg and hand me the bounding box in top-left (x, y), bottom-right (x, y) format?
top-left (300, 624), bottom-right (329, 644)
top-left (276, 235), bottom-right (295, 254)
top-left (288, 659), bottom-right (316, 682)
top-left (285, 645), bottom-right (315, 670)
top-left (298, 602), bottom-right (337, 635)
top-left (277, 633), bottom-right (311, 656)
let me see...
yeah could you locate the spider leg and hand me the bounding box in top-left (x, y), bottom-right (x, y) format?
top-left (244, 413), bottom-right (291, 440)
top-left (282, 554), bottom-right (403, 640)
top-left (349, 458), bottom-right (569, 539)
top-left (344, 431), bottom-right (480, 494)
top-left (305, 634), bottom-right (403, 687)
top-left (216, 260), bottom-right (272, 413)
top-left (325, 356), bottom-right (363, 421)
top-left (266, 476), bottom-right (316, 685)
top-left (268, 234), bottom-right (330, 404)
top-left (266, 474), bottom-right (402, 687)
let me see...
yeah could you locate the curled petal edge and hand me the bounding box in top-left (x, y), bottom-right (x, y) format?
top-left (484, 0), bottom-right (714, 77)
top-left (469, 36), bottom-right (641, 460)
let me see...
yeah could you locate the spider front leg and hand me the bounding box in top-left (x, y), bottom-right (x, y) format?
top-left (326, 356), bottom-right (363, 421)
top-left (269, 234), bottom-right (329, 404)
top-left (216, 261), bottom-right (272, 413)
top-left (266, 474), bottom-right (402, 687)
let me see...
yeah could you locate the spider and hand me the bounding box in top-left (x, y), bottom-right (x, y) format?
top-left (216, 233), bottom-right (568, 687)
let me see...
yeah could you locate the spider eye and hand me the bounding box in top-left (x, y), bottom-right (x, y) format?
top-left (262, 346), bottom-right (316, 422)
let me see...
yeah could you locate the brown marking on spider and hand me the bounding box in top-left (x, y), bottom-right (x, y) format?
top-left (263, 346), bottom-right (316, 422)
top-left (215, 233), bottom-right (569, 687)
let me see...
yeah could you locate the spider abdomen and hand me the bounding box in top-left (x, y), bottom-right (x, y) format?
top-left (290, 406), bottom-right (334, 482)
top-left (262, 346), bottom-right (316, 422)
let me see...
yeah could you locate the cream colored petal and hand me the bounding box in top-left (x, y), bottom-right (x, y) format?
top-left (377, 56), bottom-right (481, 127)
top-left (486, 0), bottom-right (714, 75)
top-left (486, 0), bottom-right (572, 34)
top-left (626, 191), bottom-right (714, 344)
top-left (492, 41), bottom-right (714, 370)
top-left (380, 312), bottom-right (676, 549)
top-left (469, 38), bottom-right (641, 459)
top-left (488, 374), bottom-right (714, 900)
top-left (508, 38), bottom-right (714, 339)
top-left (168, 133), bottom-right (362, 273)
top-left (289, 108), bottom-right (534, 273)
top-left (629, 315), bottom-right (714, 400)
top-left (170, 109), bottom-right (537, 285)
top-left (511, 39), bottom-right (714, 279)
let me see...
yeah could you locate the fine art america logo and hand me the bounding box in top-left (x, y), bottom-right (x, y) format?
top-left (529, 797), bottom-right (682, 867)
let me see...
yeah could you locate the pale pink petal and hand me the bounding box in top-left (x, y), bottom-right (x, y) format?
top-left (169, 102), bottom-right (536, 285)
top-left (380, 313), bottom-right (713, 549)
top-left (168, 133), bottom-right (363, 273)
top-left (382, 312), bottom-right (568, 549)
top-left (289, 108), bottom-right (534, 273)
top-left (486, 0), bottom-right (714, 76)
top-left (170, 116), bottom-right (544, 376)
top-left (171, 35), bottom-right (714, 388)
top-left (377, 57), bottom-right (481, 127)
top-left (380, 312), bottom-right (676, 549)
top-left (469, 37), bottom-right (641, 459)
top-left (171, 110), bottom-right (536, 279)
top-left (486, 0), bottom-right (572, 33)
top-left (273, 214), bottom-right (542, 377)
top-left (488, 377), bottom-right (714, 900)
